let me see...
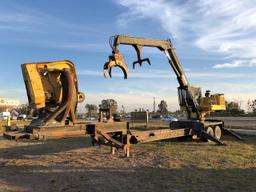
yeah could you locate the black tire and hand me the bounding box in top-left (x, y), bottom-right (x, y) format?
top-left (201, 126), bottom-right (214, 142)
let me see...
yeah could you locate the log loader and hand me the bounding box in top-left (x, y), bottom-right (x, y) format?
top-left (4, 60), bottom-right (87, 140)
top-left (100, 35), bottom-right (242, 150)
top-left (3, 36), bottom-right (242, 158)
top-left (104, 35), bottom-right (226, 143)
top-left (4, 60), bottom-right (127, 141)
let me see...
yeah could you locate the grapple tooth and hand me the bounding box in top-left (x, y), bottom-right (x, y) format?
top-left (103, 65), bottom-right (108, 78)
top-left (103, 62), bottom-right (110, 78)
top-left (103, 53), bottom-right (128, 79)
top-left (103, 69), bottom-right (108, 78)
top-left (108, 65), bottom-right (113, 78)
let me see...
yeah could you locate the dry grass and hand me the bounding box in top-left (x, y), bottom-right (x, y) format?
top-left (0, 135), bottom-right (255, 192)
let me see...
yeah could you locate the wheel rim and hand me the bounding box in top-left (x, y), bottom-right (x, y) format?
top-left (214, 126), bottom-right (222, 140)
top-left (206, 127), bottom-right (214, 142)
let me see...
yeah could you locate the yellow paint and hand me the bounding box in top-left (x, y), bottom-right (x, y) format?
top-left (211, 105), bottom-right (226, 111)
top-left (21, 60), bottom-right (78, 109)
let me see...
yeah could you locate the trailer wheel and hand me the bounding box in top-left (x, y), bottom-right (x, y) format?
top-left (206, 127), bottom-right (214, 142)
top-left (214, 126), bottom-right (222, 140)
top-left (201, 126), bottom-right (214, 142)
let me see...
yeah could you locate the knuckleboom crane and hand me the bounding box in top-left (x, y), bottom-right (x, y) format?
top-left (103, 35), bottom-right (231, 143)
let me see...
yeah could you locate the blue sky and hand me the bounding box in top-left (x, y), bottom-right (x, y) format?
top-left (0, 0), bottom-right (255, 112)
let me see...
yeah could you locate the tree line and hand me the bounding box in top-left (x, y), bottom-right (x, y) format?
top-left (4, 98), bottom-right (256, 118)
top-left (85, 99), bottom-right (170, 117)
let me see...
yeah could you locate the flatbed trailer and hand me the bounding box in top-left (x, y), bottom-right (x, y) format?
top-left (3, 119), bottom-right (243, 158)
top-left (3, 122), bottom-right (127, 141)
top-left (85, 120), bottom-right (243, 157)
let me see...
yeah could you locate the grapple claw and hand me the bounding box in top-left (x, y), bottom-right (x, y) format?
top-left (132, 58), bottom-right (151, 69)
top-left (103, 53), bottom-right (128, 79)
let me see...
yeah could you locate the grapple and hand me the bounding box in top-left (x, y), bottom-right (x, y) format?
top-left (104, 52), bottom-right (128, 79)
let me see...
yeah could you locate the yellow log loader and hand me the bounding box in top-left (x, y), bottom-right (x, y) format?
top-left (4, 60), bottom-right (87, 140)
top-left (102, 35), bottom-right (242, 146)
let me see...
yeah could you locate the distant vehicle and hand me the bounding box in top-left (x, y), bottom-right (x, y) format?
top-left (102, 117), bottom-right (108, 122)
top-left (151, 114), bottom-right (162, 119)
top-left (0, 112), bottom-right (10, 120)
top-left (113, 114), bottom-right (121, 122)
top-left (85, 117), bottom-right (95, 121)
top-left (17, 114), bottom-right (27, 120)
top-left (161, 116), bottom-right (178, 122)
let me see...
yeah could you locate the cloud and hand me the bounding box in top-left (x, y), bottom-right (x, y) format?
top-left (213, 59), bottom-right (256, 69)
top-left (10, 38), bottom-right (107, 52)
top-left (0, 88), bottom-right (27, 103)
top-left (84, 91), bottom-right (179, 112)
top-left (77, 68), bottom-right (255, 80)
top-left (80, 82), bottom-right (256, 112)
top-left (115, 0), bottom-right (256, 69)
top-left (116, 0), bottom-right (188, 39)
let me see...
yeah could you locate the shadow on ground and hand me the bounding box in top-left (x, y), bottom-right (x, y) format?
top-left (0, 165), bottom-right (255, 192)
top-left (0, 136), bottom-right (255, 192)
top-left (0, 137), bottom-right (92, 160)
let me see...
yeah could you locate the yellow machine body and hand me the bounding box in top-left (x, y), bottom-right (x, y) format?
top-left (200, 94), bottom-right (226, 113)
top-left (22, 60), bottom-right (80, 109)
top-left (21, 60), bottom-right (85, 127)
top-left (4, 60), bottom-right (87, 140)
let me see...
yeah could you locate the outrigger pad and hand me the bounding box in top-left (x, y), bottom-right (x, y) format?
top-left (104, 53), bottom-right (128, 79)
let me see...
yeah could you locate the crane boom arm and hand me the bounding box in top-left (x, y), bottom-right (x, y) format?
top-left (106, 35), bottom-right (200, 119)
top-left (111, 35), bottom-right (189, 87)
top-left (104, 35), bottom-right (224, 120)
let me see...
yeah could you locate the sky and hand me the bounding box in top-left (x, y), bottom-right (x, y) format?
top-left (0, 0), bottom-right (255, 112)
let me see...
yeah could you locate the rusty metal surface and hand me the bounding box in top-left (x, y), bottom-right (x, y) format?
top-left (21, 61), bottom-right (84, 127)
top-left (86, 122), bottom-right (130, 156)
top-left (98, 108), bottom-right (114, 123)
top-left (4, 61), bottom-right (87, 141)
top-left (98, 34), bottom-right (234, 156)
top-left (104, 53), bottom-right (128, 79)
top-left (130, 128), bottom-right (190, 143)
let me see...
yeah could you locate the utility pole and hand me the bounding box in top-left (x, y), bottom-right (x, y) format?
top-left (121, 105), bottom-right (125, 115)
top-left (153, 97), bottom-right (156, 114)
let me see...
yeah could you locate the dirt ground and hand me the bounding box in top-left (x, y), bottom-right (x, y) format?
top-left (0, 135), bottom-right (255, 192)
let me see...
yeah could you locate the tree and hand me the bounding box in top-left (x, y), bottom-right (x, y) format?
top-left (15, 104), bottom-right (31, 115)
top-left (249, 99), bottom-right (256, 114)
top-left (226, 101), bottom-right (244, 116)
top-left (174, 109), bottom-right (186, 117)
top-left (85, 104), bottom-right (98, 117)
top-left (99, 99), bottom-right (118, 114)
top-left (157, 100), bottom-right (168, 116)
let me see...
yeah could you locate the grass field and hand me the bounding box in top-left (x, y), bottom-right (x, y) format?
top-left (0, 135), bottom-right (255, 192)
